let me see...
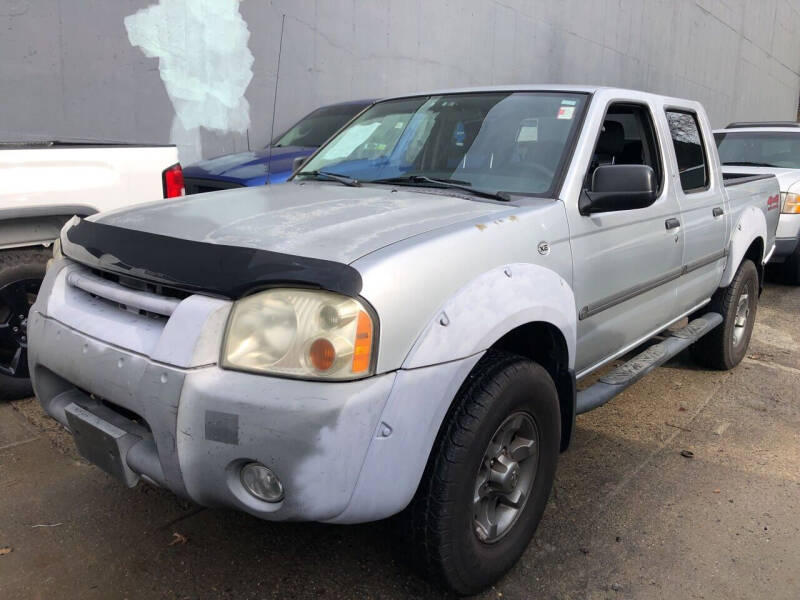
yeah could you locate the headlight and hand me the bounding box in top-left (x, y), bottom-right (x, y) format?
top-left (782, 192), bottom-right (800, 214)
top-left (222, 289), bottom-right (376, 380)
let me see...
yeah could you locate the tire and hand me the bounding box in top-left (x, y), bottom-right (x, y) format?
top-left (0, 247), bottom-right (50, 401)
top-left (398, 351), bottom-right (561, 595)
top-left (690, 259), bottom-right (758, 370)
top-left (781, 244), bottom-right (800, 285)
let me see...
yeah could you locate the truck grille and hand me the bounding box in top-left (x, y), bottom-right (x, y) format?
top-left (67, 268), bottom-right (187, 318)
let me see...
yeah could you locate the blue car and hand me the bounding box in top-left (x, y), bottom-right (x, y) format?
top-left (182, 99), bottom-right (374, 193)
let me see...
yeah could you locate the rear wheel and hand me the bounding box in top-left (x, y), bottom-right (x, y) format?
top-left (399, 351), bottom-right (560, 595)
top-left (0, 247), bottom-right (50, 401)
top-left (690, 259), bottom-right (758, 370)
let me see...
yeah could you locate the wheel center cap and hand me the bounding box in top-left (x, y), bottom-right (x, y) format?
top-left (490, 454), bottom-right (521, 493)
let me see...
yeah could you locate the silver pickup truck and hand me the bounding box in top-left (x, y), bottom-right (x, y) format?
top-left (29, 86), bottom-right (779, 594)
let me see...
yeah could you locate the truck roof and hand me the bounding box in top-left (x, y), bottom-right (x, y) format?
top-left (724, 121), bottom-right (800, 129)
top-left (389, 84), bottom-right (702, 108)
top-left (715, 124), bottom-right (800, 134)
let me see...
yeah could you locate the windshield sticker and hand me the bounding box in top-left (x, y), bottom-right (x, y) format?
top-left (516, 119), bottom-right (539, 142)
top-left (561, 99), bottom-right (577, 106)
top-left (321, 122), bottom-right (381, 159)
top-left (557, 106), bottom-right (575, 120)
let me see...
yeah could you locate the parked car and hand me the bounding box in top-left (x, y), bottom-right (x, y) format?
top-left (30, 86), bottom-right (779, 594)
top-left (181, 99), bottom-right (374, 193)
top-left (714, 122), bottom-right (800, 283)
top-left (0, 141), bottom-right (182, 400)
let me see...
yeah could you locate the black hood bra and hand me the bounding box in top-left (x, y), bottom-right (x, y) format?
top-left (61, 218), bottom-right (363, 299)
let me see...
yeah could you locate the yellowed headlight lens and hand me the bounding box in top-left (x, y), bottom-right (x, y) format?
top-left (222, 289), bottom-right (375, 380)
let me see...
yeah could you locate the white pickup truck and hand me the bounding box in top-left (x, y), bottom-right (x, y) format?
top-left (714, 122), bottom-right (800, 283)
top-left (29, 87), bottom-right (779, 594)
top-left (0, 141), bottom-right (183, 399)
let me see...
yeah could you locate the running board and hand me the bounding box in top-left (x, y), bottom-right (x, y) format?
top-left (576, 312), bottom-right (723, 415)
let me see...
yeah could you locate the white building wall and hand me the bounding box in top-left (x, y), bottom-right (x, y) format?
top-left (3, 0), bottom-right (799, 162)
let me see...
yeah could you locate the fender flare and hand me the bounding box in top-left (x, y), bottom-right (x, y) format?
top-left (402, 263), bottom-right (577, 370)
top-left (721, 206), bottom-right (766, 288)
top-left (329, 264), bottom-right (577, 523)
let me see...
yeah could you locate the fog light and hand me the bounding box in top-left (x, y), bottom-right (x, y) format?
top-left (240, 462), bottom-right (284, 502)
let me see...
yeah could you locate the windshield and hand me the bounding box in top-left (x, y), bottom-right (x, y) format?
top-left (295, 92), bottom-right (588, 197)
top-left (271, 103), bottom-right (369, 148)
top-left (715, 131), bottom-right (800, 169)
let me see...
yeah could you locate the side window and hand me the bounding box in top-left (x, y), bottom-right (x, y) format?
top-left (665, 111), bottom-right (708, 192)
top-left (587, 103), bottom-right (663, 191)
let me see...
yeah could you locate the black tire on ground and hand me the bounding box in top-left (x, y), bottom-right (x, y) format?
top-left (781, 244), bottom-right (800, 285)
top-left (0, 247), bottom-right (50, 401)
top-left (398, 350), bottom-right (561, 596)
top-left (690, 259), bottom-right (759, 371)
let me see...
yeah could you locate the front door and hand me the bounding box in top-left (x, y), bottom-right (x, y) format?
top-left (568, 101), bottom-right (684, 376)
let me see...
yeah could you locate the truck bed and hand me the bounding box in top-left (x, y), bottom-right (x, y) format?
top-left (722, 171), bottom-right (776, 186)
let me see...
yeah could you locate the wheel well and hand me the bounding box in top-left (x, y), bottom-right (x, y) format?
top-left (490, 322), bottom-right (575, 452)
top-left (743, 237), bottom-right (765, 291)
top-left (0, 214), bottom-right (80, 251)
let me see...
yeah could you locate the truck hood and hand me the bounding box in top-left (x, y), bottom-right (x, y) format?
top-left (721, 165), bottom-right (800, 193)
top-left (91, 182), bottom-right (513, 265)
top-left (182, 146), bottom-right (314, 185)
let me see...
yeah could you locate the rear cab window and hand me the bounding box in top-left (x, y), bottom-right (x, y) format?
top-left (665, 111), bottom-right (709, 193)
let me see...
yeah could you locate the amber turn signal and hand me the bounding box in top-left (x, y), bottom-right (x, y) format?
top-left (782, 192), bottom-right (800, 214)
top-left (351, 311), bottom-right (373, 373)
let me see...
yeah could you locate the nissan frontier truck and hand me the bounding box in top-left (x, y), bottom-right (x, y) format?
top-left (28, 86), bottom-right (779, 594)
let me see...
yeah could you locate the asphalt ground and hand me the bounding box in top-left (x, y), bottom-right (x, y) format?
top-left (1, 280), bottom-right (798, 599)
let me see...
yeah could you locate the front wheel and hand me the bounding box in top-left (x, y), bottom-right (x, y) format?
top-left (399, 351), bottom-right (561, 595)
top-left (0, 247), bottom-right (50, 401)
top-left (690, 259), bottom-right (759, 370)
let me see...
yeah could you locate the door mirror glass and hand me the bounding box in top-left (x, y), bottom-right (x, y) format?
top-left (579, 164), bottom-right (658, 214)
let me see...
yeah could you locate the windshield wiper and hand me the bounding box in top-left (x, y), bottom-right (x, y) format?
top-left (301, 170), bottom-right (361, 187)
top-left (369, 175), bottom-right (511, 201)
top-left (721, 161), bottom-right (776, 168)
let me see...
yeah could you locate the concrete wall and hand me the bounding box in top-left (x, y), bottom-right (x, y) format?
top-left (3, 0), bottom-right (800, 164)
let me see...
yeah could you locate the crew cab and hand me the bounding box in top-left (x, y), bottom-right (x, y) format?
top-left (0, 141), bottom-right (182, 400)
top-left (29, 87), bottom-right (779, 594)
top-left (714, 122), bottom-right (800, 283)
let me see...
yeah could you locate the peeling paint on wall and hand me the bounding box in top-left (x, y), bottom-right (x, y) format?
top-left (124, 0), bottom-right (254, 164)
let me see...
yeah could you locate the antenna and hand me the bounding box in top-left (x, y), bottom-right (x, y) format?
top-left (265, 14), bottom-right (286, 184)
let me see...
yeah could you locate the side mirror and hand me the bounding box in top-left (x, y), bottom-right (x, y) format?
top-left (579, 164), bottom-right (658, 215)
top-left (292, 156), bottom-right (308, 173)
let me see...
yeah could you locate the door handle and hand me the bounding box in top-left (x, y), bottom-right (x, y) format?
top-left (665, 218), bottom-right (680, 230)
top-left (712, 207), bottom-right (724, 217)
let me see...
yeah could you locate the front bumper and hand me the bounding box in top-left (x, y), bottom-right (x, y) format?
top-left (29, 310), bottom-right (396, 521)
top-left (29, 260), bottom-right (482, 524)
top-left (770, 214), bottom-right (800, 262)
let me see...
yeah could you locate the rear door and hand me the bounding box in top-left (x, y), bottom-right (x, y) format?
top-left (567, 100), bottom-right (683, 376)
top-left (663, 109), bottom-right (727, 315)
